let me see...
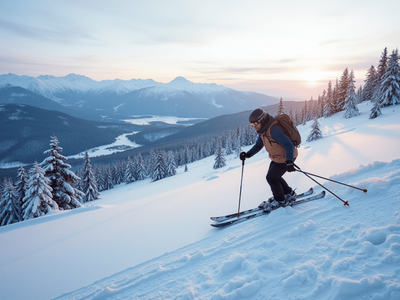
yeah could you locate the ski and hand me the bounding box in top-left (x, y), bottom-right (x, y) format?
top-left (210, 188), bottom-right (314, 223)
top-left (210, 190), bottom-right (325, 228)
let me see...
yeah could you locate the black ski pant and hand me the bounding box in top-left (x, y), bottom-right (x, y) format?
top-left (266, 161), bottom-right (292, 202)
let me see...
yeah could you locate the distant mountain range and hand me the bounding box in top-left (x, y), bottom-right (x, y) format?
top-left (0, 73), bottom-right (279, 119)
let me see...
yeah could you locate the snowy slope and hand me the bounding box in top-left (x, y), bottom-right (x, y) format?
top-left (0, 102), bottom-right (399, 300)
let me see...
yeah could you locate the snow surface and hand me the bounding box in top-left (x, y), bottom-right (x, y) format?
top-left (0, 102), bottom-right (400, 300)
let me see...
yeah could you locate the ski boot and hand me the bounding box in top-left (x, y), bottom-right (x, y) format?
top-left (258, 197), bottom-right (274, 212)
top-left (278, 190), bottom-right (297, 207)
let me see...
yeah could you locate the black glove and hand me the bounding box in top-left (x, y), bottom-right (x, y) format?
top-left (240, 151), bottom-right (250, 161)
top-left (286, 160), bottom-right (296, 172)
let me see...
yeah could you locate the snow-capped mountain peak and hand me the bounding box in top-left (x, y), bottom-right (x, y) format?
top-left (168, 76), bottom-right (192, 84)
top-left (166, 76), bottom-right (228, 94)
top-left (0, 73), bottom-right (279, 118)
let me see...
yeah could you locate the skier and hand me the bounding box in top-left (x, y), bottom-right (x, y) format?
top-left (240, 108), bottom-right (297, 212)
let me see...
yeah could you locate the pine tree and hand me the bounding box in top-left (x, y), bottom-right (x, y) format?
top-left (94, 166), bottom-right (106, 192)
top-left (152, 149), bottom-right (167, 182)
top-left (15, 164), bottom-right (28, 207)
top-left (0, 178), bottom-right (22, 226)
top-left (213, 139), bottom-right (226, 169)
top-left (302, 100), bottom-right (308, 124)
top-left (22, 162), bottom-right (58, 220)
top-left (343, 70), bottom-right (360, 119)
top-left (104, 165), bottom-right (114, 190)
top-left (125, 156), bottom-right (136, 183)
top-left (369, 99), bottom-right (382, 119)
top-left (323, 81), bottom-right (334, 117)
top-left (337, 68), bottom-right (350, 112)
top-left (225, 134), bottom-right (233, 155)
top-left (234, 130), bottom-right (243, 158)
top-left (306, 119), bottom-right (323, 142)
top-left (372, 47), bottom-right (389, 104)
top-left (318, 91), bottom-right (325, 118)
top-left (166, 151), bottom-right (177, 177)
top-left (357, 85), bottom-right (363, 103)
top-left (363, 65), bottom-right (377, 101)
top-left (136, 153), bottom-right (147, 180)
top-left (41, 134), bottom-right (83, 210)
top-left (148, 149), bottom-right (157, 176)
top-left (332, 79), bottom-right (340, 113)
top-left (378, 49), bottom-right (400, 107)
top-left (113, 161), bottom-right (125, 185)
top-left (276, 97), bottom-right (285, 115)
top-left (81, 150), bottom-right (99, 203)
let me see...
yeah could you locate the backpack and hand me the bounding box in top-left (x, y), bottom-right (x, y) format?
top-left (274, 114), bottom-right (302, 147)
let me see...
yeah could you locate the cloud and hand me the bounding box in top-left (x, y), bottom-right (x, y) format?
top-left (0, 19), bottom-right (98, 44)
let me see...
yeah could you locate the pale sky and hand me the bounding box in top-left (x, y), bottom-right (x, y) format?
top-left (1, 0), bottom-right (399, 99)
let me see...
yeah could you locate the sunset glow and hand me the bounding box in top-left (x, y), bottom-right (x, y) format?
top-left (0, 0), bottom-right (399, 99)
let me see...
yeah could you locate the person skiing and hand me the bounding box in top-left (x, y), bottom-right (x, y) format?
top-left (240, 108), bottom-right (298, 212)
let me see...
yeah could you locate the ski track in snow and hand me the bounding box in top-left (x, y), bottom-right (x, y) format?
top-left (56, 160), bottom-right (400, 300)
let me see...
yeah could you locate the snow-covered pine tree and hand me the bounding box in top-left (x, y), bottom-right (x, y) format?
top-left (0, 178), bottom-right (22, 226)
top-left (104, 165), bottom-right (114, 190)
top-left (184, 146), bottom-right (192, 164)
top-left (302, 100), bottom-right (308, 124)
top-left (15, 164), bottom-right (28, 207)
top-left (125, 156), bottom-right (136, 183)
top-left (166, 151), bottom-right (177, 177)
top-left (323, 81), bottom-right (334, 117)
top-left (22, 162), bottom-right (58, 220)
top-left (306, 118), bottom-right (323, 142)
top-left (378, 49), bottom-right (400, 107)
top-left (343, 70), bottom-right (360, 119)
top-left (294, 109), bottom-right (302, 126)
top-left (364, 67), bottom-right (377, 101)
top-left (113, 161), bottom-right (125, 185)
top-left (204, 140), bottom-right (213, 157)
top-left (41, 134), bottom-right (83, 210)
top-left (363, 65), bottom-right (377, 101)
top-left (372, 47), bottom-right (389, 105)
top-left (234, 131), bottom-right (243, 158)
top-left (135, 153), bottom-right (147, 180)
top-left (148, 149), bottom-right (157, 176)
top-left (337, 68), bottom-right (350, 112)
top-left (225, 133), bottom-right (233, 155)
top-left (369, 98), bottom-right (382, 119)
top-left (94, 165), bottom-right (105, 192)
top-left (357, 85), bottom-right (363, 103)
top-left (276, 97), bottom-right (285, 115)
top-left (213, 139), bottom-right (226, 169)
top-left (332, 79), bottom-right (340, 113)
top-left (318, 91), bottom-right (325, 118)
top-left (81, 150), bottom-right (99, 203)
top-left (152, 149), bottom-right (167, 182)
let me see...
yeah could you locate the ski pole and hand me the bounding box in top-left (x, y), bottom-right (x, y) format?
top-left (237, 159), bottom-right (245, 217)
top-left (294, 165), bottom-right (349, 206)
top-left (294, 164), bottom-right (368, 193)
